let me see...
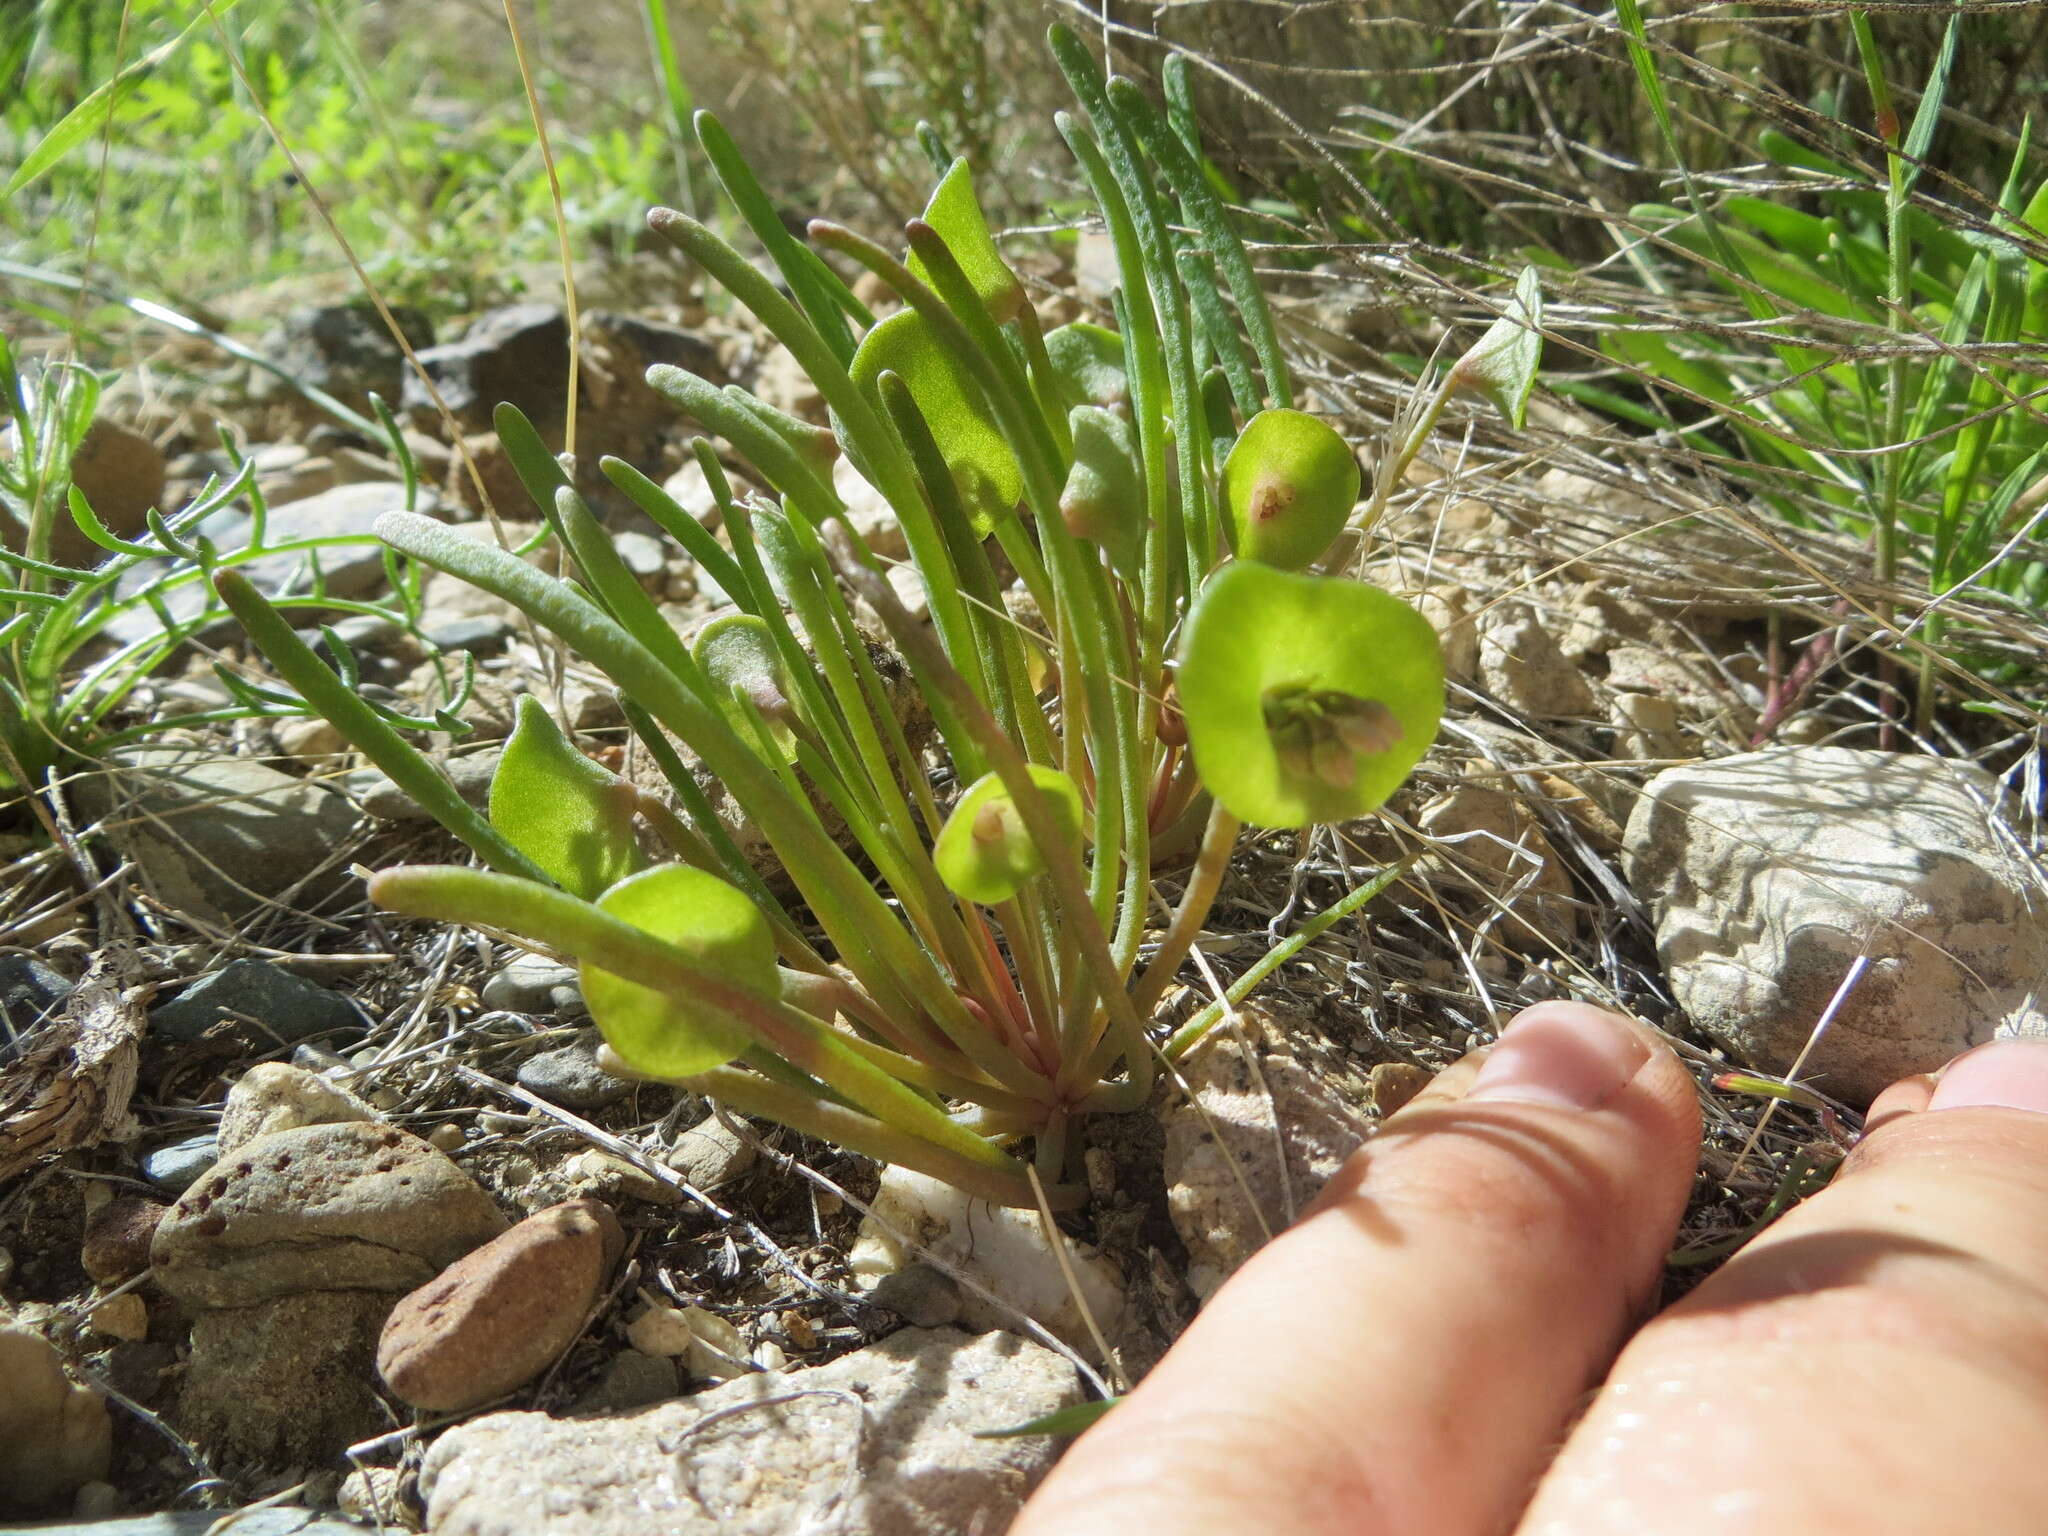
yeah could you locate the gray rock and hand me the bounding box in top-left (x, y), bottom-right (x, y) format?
top-left (1163, 1004), bottom-right (1375, 1299)
top-left (82, 747), bottom-right (363, 922)
top-left (403, 305), bottom-right (570, 435)
top-left (0, 954), bottom-right (73, 1037)
top-left (151, 959), bottom-right (364, 1046)
top-left (611, 530), bottom-right (667, 582)
top-left (0, 1326), bottom-right (111, 1518)
top-left (868, 1264), bottom-right (962, 1329)
top-left (419, 1328), bottom-right (1079, 1536)
top-left (242, 481), bottom-right (444, 603)
top-left (216, 1062), bottom-right (377, 1156)
top-left (252, 301), bottom-right (435, 420)
top-left (662, 1113), bottom-right (755, 1190)
top-left (348, 747), bottom-right (502, 823)
top-left (424, 615), bottom-right (514, 656)
top-left (175, 1290), bottom-right (393, 1464)
top-left (1624, 746), bottom-right (2048, 1104)
top-left (515, 1040), bottom-right (627, 1111)
top-left (151, 1120), bottom-right (508, 1310)
top-left (5, 1512), bottom-right (362, 1535)
top-left (481, 954), bottom-right (584, 1016)
top-left (139, 1134), bottom-right (218, 1195)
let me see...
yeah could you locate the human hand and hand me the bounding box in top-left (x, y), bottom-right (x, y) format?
top-left (1013, 1002), bottom-right (2048, 1535)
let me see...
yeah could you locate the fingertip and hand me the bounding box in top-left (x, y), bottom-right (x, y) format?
top-left (1864, 1071), bottom-right (1937, 1131)
top-left (1928, 1037), bottom-right (2048, 1115)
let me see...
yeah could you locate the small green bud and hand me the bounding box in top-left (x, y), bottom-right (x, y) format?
top-left (934, 765), bottom-right (1085, 905)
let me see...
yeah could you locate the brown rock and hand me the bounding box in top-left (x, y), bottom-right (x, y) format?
top-left (80, 1196), bottom-right (167, 1284)
top-left (377, 1199), bottom-right (622, 1413)
top-left (151, 1121), bottom-right (508, 1310)
top-left (62, 418), bottom-right (165, 562)
top-left (175, 1289), bottom-right (392, 1463)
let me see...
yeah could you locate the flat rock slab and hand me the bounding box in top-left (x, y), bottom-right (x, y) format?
top-left (1624, 746), bottom-right (2048, 1103)
top-left (419, 1327), bottom-right (1079, 1536)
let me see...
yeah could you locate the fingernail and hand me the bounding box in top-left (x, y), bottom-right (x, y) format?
top-left (1928, 1038), bottom-right (2048, 1114)
top-left (1466, 1003), bottom-right (1652, 1112)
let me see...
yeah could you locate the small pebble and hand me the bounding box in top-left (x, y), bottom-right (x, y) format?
top-left (625, 1303), bottom-right (694, 1358)
top-left (516, 1039), bottom-right (630, 1111)
top-left (478, 1111), bottom-right (530, 1137)
top-left (367, 1085), bottom-right (404, 1111)
top-left (664, 1113), bottom-right (755, 1190)
top-left (338, 1466), bottom-right (420, 1531)
top-left (377, 1199), bottom-right (623, 1413)
top-left (89, 1292), bottom-right (149, 1342)
top-left (427, 1123), bottom-right (467, 1153)
top-left (70, 1480), bottom-right (122, 1520)
top-left (1369, 1061), bottom-right (1433, 1119)
top-left (480, 954), bottom-right (585, 1015)
top-left (217, 1062), bottom-right (376, 1156)
top-left (139, 1134), bottom-right (218, 1195)
top-left (569, 1150), bottom-right (679, 1206)
top-left (869, 1264), bottom-right (962, 1329)
top-left (81, 1196), bottom-right (168, 1283)
top-left (753, 1339), bottom-right (786, 1372)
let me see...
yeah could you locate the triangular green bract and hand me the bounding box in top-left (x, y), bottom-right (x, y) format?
top-left (581, 865), bottom-right (777, 1078)
top-left (490, 695), bottom-right (643, 901)
top-left (1221, 408), bottom-right (1360, 571)
top-left (1176, 563), bottom-right (1442, 828)
top-left (850, 308), bottom-right (1021, 535)
top-left (933, 765), bottom-right (1085, 905)
top-left (1448, 267), bottom-right (1544, 430)
top-left (909, 157), bottom-right (1027, 323)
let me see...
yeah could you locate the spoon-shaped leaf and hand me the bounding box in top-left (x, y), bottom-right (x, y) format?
top-left (849, 308), bottom-right (1021, 536)
top-left (1221, 408), bottom-right (1361, 571)
top-left (582, 864), bottom-right (778, 1078)
top-left (490, 695), bottom-right (644, 901)
top-left (1060, 404), bottom-right (1144, 572)
top-left (693, 612), bottom-right (798, 760)
top-left (909, 157), bottom-right (1027, 324)
top-left (933, 764), bottom-right (1085, 905)
top-left (1177, 563), bottom-right (1441, 828)
top-left (1043, 321), bottom-right (1129, 411)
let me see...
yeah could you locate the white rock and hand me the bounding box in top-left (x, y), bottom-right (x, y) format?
top-left (217, 1062), bottom-right (376, 1157)
top-left (832, 455), bottom-right (908, 563)
top-left (1163, 1007), bottom-right (1374, 1299)
top-left (849, 1167), bottom-right (1123, 1354)
top-left (626, 1303), bottom-right (745, 1381)
top-left (1624, 746), bottom-right (2048, 1104)
top-left (419, 1328), bottom-right (1077, 1536)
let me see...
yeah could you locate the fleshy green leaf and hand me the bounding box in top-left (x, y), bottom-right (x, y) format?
top-left (849, 308), bottom-right (1021, 535)
top-left (1177, 563), bottom-right (1442, 828)
top-left (1060, 404), bottom-right (1144, 571)
top-left (582, 864), bottom-right (778, 1077)
top-left (1221, 408), bottom-right (1361, 571)
top-left (909, 157), bottom-right (1027, 323)
top-left (1448, 267), bottom-right (1544, 430)
top-left (1043, 322), bottom-right (1129, 411)
top-left (934, 764), bottom-right (1085, 905)
top-left (490, 695), bottom-right (644, 901)
top-left (694, 612), bottom-right (797, 760)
